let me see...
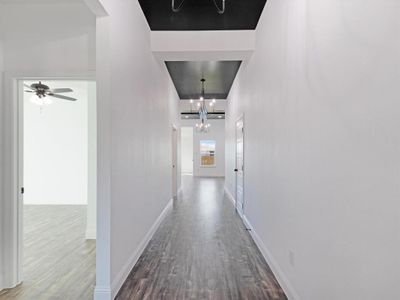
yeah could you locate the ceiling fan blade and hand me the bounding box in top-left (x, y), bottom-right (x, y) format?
top-left (24, 84), bottom-right (34, 90)
top-left (49, 88), bottom-right (73, 94)
top-left (48, 93), bottom-right (77, 101)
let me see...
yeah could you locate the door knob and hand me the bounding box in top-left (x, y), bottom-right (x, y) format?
top-left (234, 168), bottom-right (238, 172)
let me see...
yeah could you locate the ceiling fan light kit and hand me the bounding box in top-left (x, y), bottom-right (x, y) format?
top-left (172, 0), bottom-right (226, 14)
top-left (24, 81), bottom-right (77, 106)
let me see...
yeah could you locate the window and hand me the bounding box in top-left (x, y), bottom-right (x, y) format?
top-left (200, 140), bottom-right (216, 167)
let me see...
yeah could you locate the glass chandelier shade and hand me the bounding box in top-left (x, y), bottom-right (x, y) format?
top-left (196, 78), bottom-right (211, 133)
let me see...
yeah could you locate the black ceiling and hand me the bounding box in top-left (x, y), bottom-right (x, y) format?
top-left (165, 61), bottom-right (241, 100)
top-left (138, 0), bottom-right (267, 31)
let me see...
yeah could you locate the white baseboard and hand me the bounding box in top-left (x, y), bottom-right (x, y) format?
top-left (85, 227), bottom-right (96, 240)
top-left (242, 215), bottom-right (301, 300)
top-left (224, 185), bottom-right (299, 299)
top-left (107, 199), bottom-right (173, 299)
top-left (93, 286), bottom-right (112, 300)
top-left (224, 186), bottom-right (236, 207)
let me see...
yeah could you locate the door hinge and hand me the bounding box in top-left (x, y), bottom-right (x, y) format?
top-left (21, 187), bottom-right (25, 194)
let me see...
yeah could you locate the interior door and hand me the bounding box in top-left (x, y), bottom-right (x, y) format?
top-left (235, 117), bottom-right (244, 216)
top-left (172, 127), bottom-right (178, 199)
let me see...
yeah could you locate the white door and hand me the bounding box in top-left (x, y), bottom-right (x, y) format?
top-left (172, 127), bottom-right (178, 199)
top-left (235, 118), bottom-right (244, 216)
top-left (181, 127), bottom-right (193, 175)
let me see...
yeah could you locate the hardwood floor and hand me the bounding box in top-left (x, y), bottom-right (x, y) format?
top-left (116, 176), bottom-right (287, 300)
top-left (0, 206), bottom-right (96, 300)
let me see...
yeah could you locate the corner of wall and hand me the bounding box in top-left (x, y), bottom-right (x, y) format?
top-left (109, 199), bottom-right (173, 299)
top-left (242, 216), bottom-right (301, 300)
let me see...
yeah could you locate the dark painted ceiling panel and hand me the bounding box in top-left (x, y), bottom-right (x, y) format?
top-left (138, 0), bottom-right (267, 31)
top-left (181, 112), bottom-right (225, 120)
top-left (165, 61), bottom-right (241, 100)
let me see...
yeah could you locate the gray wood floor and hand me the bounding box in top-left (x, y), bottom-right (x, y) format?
top-left (116, 176), bottom-right (287, 300)
top-left (0, 205), bottom-right (96, 300)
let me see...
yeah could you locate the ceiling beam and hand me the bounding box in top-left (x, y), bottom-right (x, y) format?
top-left (151, 30), bottom-right (255, 61)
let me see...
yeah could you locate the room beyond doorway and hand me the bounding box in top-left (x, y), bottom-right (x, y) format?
top-left (0, 79), bottom-right (97, 299)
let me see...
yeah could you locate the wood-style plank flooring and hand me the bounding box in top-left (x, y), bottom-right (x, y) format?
top-left (116, 176), bottom-right (287, 300)
top-left (0, 206), bottom-right (96, 300)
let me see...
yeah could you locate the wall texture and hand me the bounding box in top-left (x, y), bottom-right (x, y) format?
top-left (96, 1), bottom-right (181, 298)
top-left (225, 1), bottom-right (400, 299)
top-left (182, 119), bottom-right (225, 177)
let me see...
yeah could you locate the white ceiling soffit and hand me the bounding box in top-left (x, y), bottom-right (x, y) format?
top-left (0, 0), bottom-right (107, 17)
top-left (151, 30), bottom-right (255, 62)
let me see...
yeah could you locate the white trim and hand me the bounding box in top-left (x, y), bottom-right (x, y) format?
top-left (242, 215), bottom-right (301, 300)
top-left (85, 228), bottom-right (97, 240)
top-left (224, 186), bottom-right (235, 207)
top-left (98, 198), bottom-right (173, 299)
top-left (93, 286), bottom-right (112, 300)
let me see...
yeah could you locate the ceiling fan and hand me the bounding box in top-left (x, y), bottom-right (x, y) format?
top-left (24, 81), bottom-right (77, 105)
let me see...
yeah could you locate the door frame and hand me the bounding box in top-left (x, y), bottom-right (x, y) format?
top-left (235, 114), bottom-right (245, 216)
top-left (171, 124), bottom-right (179, 199)
top-left (1, 72), bottom-right (96, 288)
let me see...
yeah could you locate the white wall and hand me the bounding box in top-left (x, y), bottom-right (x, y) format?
top-left (0, 5), bottom-right (5, 288)
top-left (96, 1), bottom-right (181, 298)
top-left (181, 127), bottom-right (194, 174)
top-left (0, 1), bottom-right (96, 290)
top-left (23, 80), bottom-right (89, 205)
top-left (86, 80), bottom-right (97, 239)
top-left (0, 1), bottom-right (95, 73)
top-left (225, 1), bottom-right (400, 299)
top-left (182, 119), bottom-right (225, 177)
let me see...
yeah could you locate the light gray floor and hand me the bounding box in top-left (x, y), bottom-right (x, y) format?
top-left (0, 205), bottom-right (96, 300)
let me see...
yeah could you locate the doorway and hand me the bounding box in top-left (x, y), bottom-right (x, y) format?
top-left (181, 127), bottom-right (194, 175)
top-left (172, 126), bottom-right (179, 199)
top-left (235, 116), bottom-right (244, 216)
top-left (3, 79), bottom-right (98, 299)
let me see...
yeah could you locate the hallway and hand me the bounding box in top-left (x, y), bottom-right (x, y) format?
top-left (116, 176), bottom-right (287, 300)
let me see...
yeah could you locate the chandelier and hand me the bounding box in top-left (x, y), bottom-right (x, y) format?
top-left (195, 78), bottom-right (213, 133)
top-left (172, 0), bottom-right (225, 14)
